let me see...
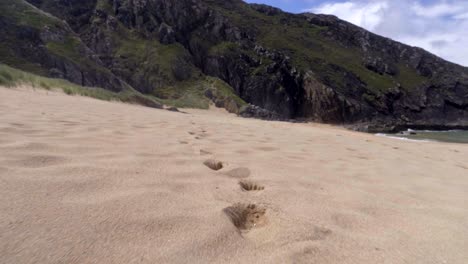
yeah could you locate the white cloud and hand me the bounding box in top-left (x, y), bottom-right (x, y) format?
top-left (307, 0), bottom-right (468, 66)
top-left (308, 1), bottom-right (386, 29)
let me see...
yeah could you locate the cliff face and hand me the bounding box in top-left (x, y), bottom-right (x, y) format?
top-left (0, 0), bottom-right (128, 92)
top-left (1, 0), bottom-right (467, 132)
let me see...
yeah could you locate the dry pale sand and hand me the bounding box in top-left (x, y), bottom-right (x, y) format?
top-left (1, 86), bottom-right (468, 264)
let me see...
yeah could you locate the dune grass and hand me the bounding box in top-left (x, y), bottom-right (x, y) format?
top-left (0, 63), bottom-right (246, 110)
top-left (0, 63), bottom-right (162, 107)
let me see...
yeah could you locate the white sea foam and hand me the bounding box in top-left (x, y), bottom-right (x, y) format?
top-left (375, 133), bottom-right (432, 142)
top-left (399, 128), bottom-right (463, 133)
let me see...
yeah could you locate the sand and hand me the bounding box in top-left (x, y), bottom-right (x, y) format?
top-left (1, 86), bottom-right (468, 264)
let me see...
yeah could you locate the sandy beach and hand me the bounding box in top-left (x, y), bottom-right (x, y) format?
top-left (1, 86), bottom-right (468, 263)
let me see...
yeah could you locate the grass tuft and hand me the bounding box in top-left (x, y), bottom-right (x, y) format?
top-left (0, 63), bottom-right (162, 107)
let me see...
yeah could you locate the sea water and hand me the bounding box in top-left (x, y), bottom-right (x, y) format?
top-left (389, 130), bottom-right (468, 144)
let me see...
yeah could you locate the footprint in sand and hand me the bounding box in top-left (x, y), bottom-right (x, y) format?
top-left (224, 203), bottom-right (268, 231)
top-left (203, 159), bottom-right (224, 171)
top-left (239, 180), bottom-right (265, 191)
top-left (188, 129), bottom-right (208, 140)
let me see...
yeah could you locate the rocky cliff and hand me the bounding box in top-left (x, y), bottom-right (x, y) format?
top-left (1, 0), bottom-right (467, 132)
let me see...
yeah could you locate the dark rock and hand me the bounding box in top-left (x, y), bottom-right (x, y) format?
top-left (214, 98), bottom-right (224, 108)
top-left (204, 88), bottom-right (241, 114)
top-left (249, 4), bottom-right (282, 16)
top-left (48, 68), bottom-right (64, 79)
top-left (204, 89), bottom-right (215, 100)
top-left (364, 56), bottom-right (397, 76)
top-left (158, 23), bottom-right (176, 44)
top-left (239, 104), bottom-right (282, 120)
top-left (127, 94), bottom-right (163, 109)
top-left (171, 58), bottom-right (192, 81)
top-left (224, 98), bottom-right (239, 114)
top-left (166, 106), bottom-right (179, 112)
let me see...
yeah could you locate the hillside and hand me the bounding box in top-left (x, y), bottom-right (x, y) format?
top-left (1, 0), bottom-right (467, 131)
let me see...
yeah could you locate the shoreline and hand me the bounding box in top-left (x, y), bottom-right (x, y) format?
top-left (379, 129), bottom-right (468, 144)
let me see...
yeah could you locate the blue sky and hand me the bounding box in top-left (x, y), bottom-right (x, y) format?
top-left (245, 0), bottom-right (439, 13)
top-left (245, 0), bottom-right (326, 13)
top-left (244, 0), bottom-right (468, 66)
top-left (245, 0), bottom-right (316, 13)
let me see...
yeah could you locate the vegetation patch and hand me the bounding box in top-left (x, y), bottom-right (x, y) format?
top-left (0, 0), bottom-right (63, 29)
top-left (0, 63), bottom-right (162, 107)
top-left (205, 1), bottom-right (430, 94)
top-left (396, 63), bottom-right (429, 90)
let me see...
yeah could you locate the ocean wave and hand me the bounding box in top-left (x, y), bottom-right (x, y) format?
top-left (402, 129), bottom-right (464, 133)
top-left (375, 133), bottom-right (432, 142)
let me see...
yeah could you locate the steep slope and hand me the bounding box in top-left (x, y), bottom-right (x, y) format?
top-left (1, 0), bottom-right (467, 131)
top-left (0, 0), bottom-right (245, 110)
top-left (0, 0), bottom-right (129, 91)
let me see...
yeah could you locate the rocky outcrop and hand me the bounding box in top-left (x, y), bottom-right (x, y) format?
top-left (239, 104), bottom-right (282, 120)
top-left (0, 14), bottom-right (127, 92)
top-left (204, 88), bottom-right (242, 114)
top-left (158, 23), bottom-right (176, 44)
top-left (250, 4), bottom-right (282, 16)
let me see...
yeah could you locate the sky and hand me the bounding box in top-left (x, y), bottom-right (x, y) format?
top-left (244, 0), bottom-right (468, 66)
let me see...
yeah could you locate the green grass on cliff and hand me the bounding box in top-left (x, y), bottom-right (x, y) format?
top-left (209, 42), bottom-right (240, 56)
top-left (255, 18), bottom-right (398, 92)
top-left (45, 37), bottom-right (84, 64)
top-left (205, 1), bottom-right (429, 93)
top-left (114, 33), bottom-right (186, 78)
top-left (97, 15), bottom-right (202, 95)
top-left (95, 0), bottom-right (114, 13)
top-left (45, 35), bottom-right (118, 79)
top-left (0, 0), bottom-right (63, 29)
top-left (0, 44), bottom-right (49, 76)
top-left (0, 0), bottom-right (59, 75)
top-left (156, 77), bottom-right (247, 109)
top-left (0, 63), bottom-right (245, 111)
top-left (0, 63), bottom-right (162, 106)
top-left (396, 63), bottom-right (429, 89)
top-left (0, 0), bottom-right (119, 87)
top-left (205, 76), bottom-right (247, 107)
